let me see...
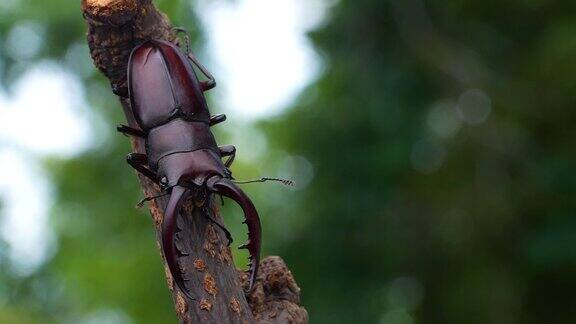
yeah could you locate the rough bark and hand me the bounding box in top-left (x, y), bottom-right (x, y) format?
top-left (81, 0), bottom-right (307, 323)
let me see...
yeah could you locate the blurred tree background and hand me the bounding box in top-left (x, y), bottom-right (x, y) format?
top-left (2, 0), bottom-right (576, 323)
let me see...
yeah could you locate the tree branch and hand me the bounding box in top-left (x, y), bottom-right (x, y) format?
top-left (81, 0), bottom-right (307, 323)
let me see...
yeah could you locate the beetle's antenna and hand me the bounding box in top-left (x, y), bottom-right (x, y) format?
top-left (172, 27), bottom-right (191, 54)
top-left (136, 191), bottom-right (170, 208)
top-left (233, 177), bottom-right (295, 187)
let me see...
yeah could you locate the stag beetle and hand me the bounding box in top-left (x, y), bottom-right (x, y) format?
top-left (114, 38), bottom-right (267, 300)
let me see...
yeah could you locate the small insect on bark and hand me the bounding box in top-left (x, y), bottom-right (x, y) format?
top-left (115, 38), bottom-right (261, 300)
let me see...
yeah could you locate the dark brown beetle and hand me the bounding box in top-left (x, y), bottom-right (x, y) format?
top-left (116, 39), bottom-right (261, 300)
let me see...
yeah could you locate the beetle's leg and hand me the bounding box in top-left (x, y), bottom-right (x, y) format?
top-left (200, 80), bottom-right (216, 92)
top-left (137, 191), bottom-right (170, 208)
top-left (209, 114), bottom-right (226, 126)
top-left (173, 27), bottom-right (217, 91)
top-left (187, 53), bottom-right (216, 91)
top-left (219, 145), bottom-right (236, 168)
top-left (111, 76), bottom-right (129, 98)
top-left (203, 206), bottom-right (233, 246)
top-left (117, 124), bottom-right (145, 137)
top-left (126, 153), bottom-right (158, 183)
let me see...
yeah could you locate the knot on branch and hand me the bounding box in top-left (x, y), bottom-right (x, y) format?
top-left (245, 257), bottom-right (308, 324)
top-left (82, 0), bottom-right (139, 27)
top-left (82, 0), bottom-right (173, 87)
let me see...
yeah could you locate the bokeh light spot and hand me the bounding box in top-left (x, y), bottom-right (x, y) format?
top-left (197, 0), bottom-right (331, 119)
top-left (278, 155), bottom-right (314, 190)
top-left (427, 99), bottom-right (461, 139)
top-left (410, 139), bottom-right (446, 174)
top-left (6, 21), bottom-right (46, 60)
top-left (456, 89), bottom-right (492, 125)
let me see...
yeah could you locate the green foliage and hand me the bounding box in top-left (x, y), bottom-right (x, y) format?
top-left (2, 0), bottom-right (576, 323)
top-left (259, 0), bottom-right (576, 323)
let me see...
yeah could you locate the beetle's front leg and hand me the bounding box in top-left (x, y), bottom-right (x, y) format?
top-left (126, 153), bottom-right (158, 183)
top-left (219, 145), bottom-right (236, 168)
